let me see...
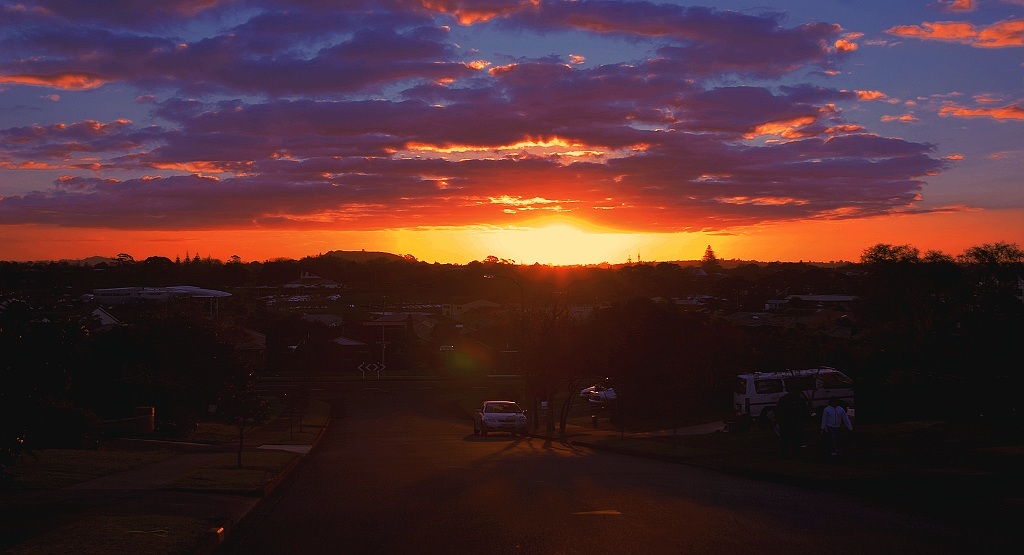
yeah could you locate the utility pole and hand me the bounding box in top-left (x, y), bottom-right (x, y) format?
top-left (381, 295), bottom-right (387, 375)
top-left (483, 274), bottom-right (524, 357)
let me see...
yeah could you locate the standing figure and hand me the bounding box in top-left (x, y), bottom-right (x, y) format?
top-left (775, 385), bottom-right (809, 457)
top-left (820, 396), bottom-right (853, 456)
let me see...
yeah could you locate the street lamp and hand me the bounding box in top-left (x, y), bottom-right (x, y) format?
top-left (483, 272), bottom-right (525, 353)
top-left (380, 295), bottom-right (387, 369)
top-left (484, 273), bottom-right (533, 430)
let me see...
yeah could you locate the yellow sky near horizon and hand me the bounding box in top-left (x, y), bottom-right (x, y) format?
top-left (1, 208), bottom-right (1020, 265)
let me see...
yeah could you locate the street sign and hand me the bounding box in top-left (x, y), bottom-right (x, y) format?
top-left (358, 362), bottom-right (387, 379)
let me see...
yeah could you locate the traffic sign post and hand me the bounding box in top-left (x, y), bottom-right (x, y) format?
top-left (358, 362), bottom-right (387, 379)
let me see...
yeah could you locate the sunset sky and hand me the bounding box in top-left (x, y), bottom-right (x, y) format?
top-left (1, 0), bottom-right (1022, 265)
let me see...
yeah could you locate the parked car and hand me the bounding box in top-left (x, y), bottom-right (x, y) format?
top-left (473, 401), bottom-right (528, 436)
top-left (579, 384), bottom-right (617, 405)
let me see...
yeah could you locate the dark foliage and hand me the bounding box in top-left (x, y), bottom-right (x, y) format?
top-left (1, 241), bottom-right (1021, 451)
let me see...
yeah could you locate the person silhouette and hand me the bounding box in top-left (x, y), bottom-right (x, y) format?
top-left (820, 396), bottom-right (853, 456)
top-left (775, 384), bottom-right (809, 457)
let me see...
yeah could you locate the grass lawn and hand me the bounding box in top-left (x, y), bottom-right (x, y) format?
top-left (250, 399), bottom-right (331, 445)
top-left (188, 398), bottom-right (330, 446)
top-left (188, 396), bottom-right (288, 444)
top-left (3, 513), bottom-right (219, 555)
top-left (579, 418), bottom-right (1024, 485)
top-left (167, 450), bottom-right (299, 496)
top-left (7, 447), bottom-right (177, 490)
top-left (188, 421), bottom-right (239, 444)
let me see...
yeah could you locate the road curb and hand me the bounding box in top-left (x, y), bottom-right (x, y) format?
top-left (193, 416), bottom-right (332, 555)
top-left (263, 420), bottom-right (330, 497)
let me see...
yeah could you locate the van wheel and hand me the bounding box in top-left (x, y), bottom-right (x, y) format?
top-left (759, 407), bottom-right (776, 428)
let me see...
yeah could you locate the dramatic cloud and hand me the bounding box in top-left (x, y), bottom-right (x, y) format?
top-left (944, 0), bottom-right (975, 12)
top-left (0, 73), bottom-right (108, 90)
top-left (882, 114), bottom-right (920, 122)
top-left (887, 18), bottom-right (1024, 47)
top-left (939, 102), bottom-right (1024, 120)
top-left (0, 0), bottom-right (947, 234)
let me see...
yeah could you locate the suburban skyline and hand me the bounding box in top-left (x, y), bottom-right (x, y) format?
top-left (1, 0), bottom-right (1022, 265)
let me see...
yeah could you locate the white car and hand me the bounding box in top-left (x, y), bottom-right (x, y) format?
top-left (473, 401), bottom-right (528, 436)
top-left (579, 384), bottom-right (617, 404)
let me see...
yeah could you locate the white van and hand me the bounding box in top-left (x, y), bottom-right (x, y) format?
top-left (733, 367), bottom-right (855, 421)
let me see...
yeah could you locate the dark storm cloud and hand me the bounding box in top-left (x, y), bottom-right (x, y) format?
top-left (5, 0), bottom-right (225, 29)
top-left (0, 0), bottom-right (946, 232)
top-left (499, 1), bottom-right (846, 77)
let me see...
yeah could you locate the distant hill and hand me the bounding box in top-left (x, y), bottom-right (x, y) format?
top-left (67, 256), bottom-right (116, 266)
top-left (321, 250), bottom-right (406, 263)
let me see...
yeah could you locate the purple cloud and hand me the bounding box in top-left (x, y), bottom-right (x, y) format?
top-left (0, 0), bottom-right (947, 235)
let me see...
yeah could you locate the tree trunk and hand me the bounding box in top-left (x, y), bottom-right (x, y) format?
top-left (237, 423), bottom-right (245, 468)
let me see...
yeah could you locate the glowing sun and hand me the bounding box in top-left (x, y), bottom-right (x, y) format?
top-left (475, 220), bottom-right (640, 265)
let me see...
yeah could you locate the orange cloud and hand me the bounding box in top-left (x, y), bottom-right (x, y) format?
top-left (489, 195), bottom-right (573, 214)
top-left (150, 161), bottom-right (238, 174)
top-left (834, 32), bottom-right (862, 52)
top-left (0, 160), bottom-right (62, 170)
top-left (887, 21), bottom-right (975, 41)
top-left (403, 136), bottom-right (596, 159)
top-left (939, 103), bottom-right (1024, 120)
top-left (0, 72), bottom-right (108, 90)
top-left (418, 0), bottom-right (537, 24)
top-left (856, 90), bottom-right (887, 101)
top-left (887, 18), bottom-right (1024, 48)
top-left (714, 195), bottom-right (805, 207)
top-left (744, 116), bottom-right (817, 139)
top-left (489, 195), bottom-right (562, 207)
top-left (881, 114), bottom-right (919, 122)
top-left (976, 19), bottom-right (1024, 47)
top-left (825, 124), bottom-right (865, 134)
top-left (834, 39), bottom-right (857, 51)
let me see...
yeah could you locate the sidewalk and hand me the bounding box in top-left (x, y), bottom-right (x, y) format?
top-left (0, 414), bottom-right (326, 555)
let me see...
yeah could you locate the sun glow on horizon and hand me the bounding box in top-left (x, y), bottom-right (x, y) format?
top-left (469, 220), bottom-right (645, 265)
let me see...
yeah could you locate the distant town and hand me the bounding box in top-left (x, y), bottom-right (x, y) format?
top-left (2, 242), bottom-right (1022, 458)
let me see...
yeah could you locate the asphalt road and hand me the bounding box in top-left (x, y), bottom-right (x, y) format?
top-left (221, 379), bottom-right (1017, 554)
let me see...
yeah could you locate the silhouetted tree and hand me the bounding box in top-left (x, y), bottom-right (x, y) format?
top-left (957, 242), bottom-right (1024, 266)
top-left (78, 308), bottom-right (241, 436)
top-left (1, 300), bottom-right (94, 479)
top-left (923, 250), bottom-right (954, 263)
top-left (520, 304), bottom-right (591, 436)
top-left (860, 243), bottom-right (920, 264)
top-left (219, 372), bottom-right (271, 468)
top-left (701, 245), bottom-right (722, 274)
